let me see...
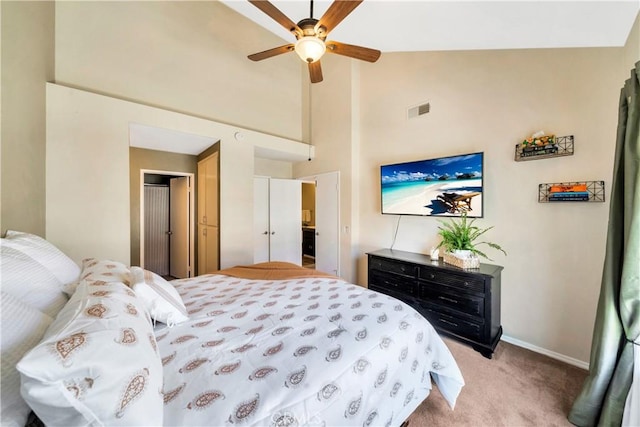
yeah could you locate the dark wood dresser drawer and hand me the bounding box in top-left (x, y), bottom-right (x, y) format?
top-left (369, 284), bottom-right (416, 306)
top-left (421, 286), bottom-right (485, 319)
top-left (369, 270), bottom-right (419, 296)
top-left (422, 308), bottom-right (482, 341)
top-left (419, 266), bottom-right (485, 294)
top-left (369, 257), bottom-right (418, 278)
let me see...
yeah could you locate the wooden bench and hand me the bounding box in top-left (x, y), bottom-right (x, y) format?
top-left (437, 192), bottom-right (481, 213)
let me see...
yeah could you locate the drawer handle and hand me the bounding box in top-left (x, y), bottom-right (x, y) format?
top-left (438, 296), bottom-right (458, 304)
top-left (429, 273), bottom-right (435, 279)
top-left (440, 319), bottom-right (458, 327)
top-left (464, 281), bottom-right (471, 287)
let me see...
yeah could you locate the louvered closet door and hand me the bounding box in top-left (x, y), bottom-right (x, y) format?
top-left (144, 185), bottom-right (170, 276)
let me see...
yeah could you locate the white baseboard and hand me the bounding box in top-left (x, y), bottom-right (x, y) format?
top-left (501, 335), bottom-right (590, 370)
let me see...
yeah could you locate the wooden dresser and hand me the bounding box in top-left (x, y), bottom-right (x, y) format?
top-left (367, 248), bottom-right (503, 358)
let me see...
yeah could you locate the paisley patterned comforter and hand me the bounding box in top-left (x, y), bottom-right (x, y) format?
top-left (156, 273), bottom-right (464, 426)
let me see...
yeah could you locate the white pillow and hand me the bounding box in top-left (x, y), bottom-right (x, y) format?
top-left (1, 292), bottom-right (53, 427)
top-left (1, 230), bottom-right (79, 317)
top-left (17, 280), bottom-right (164, 427)
top-left (63, 258), bottom-right (131, 296)
top-left (130, 267), bottom-right (189, 326)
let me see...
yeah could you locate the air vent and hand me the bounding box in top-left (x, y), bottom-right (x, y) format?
top-left (407, 102), bottom-right (430, 119)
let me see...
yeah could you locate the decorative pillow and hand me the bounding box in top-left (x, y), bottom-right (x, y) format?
top-left (1, 292), bottom-right (53, 427)
top-left (17, 280), bottom-right (163, 427)
top-left (0, 230), bottom-right (79, 317)
top-left (63, 258), bottom-right (131, 296)
top-left (130, 267), bottom-right (189, 326)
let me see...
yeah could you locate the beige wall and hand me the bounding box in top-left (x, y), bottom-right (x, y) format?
top-left (297, 45), bottom-right (631, 365)
top-left (255, 158), bottom-right (293, 179)
top-left (129, 148), bottom-right (198, 266)
top-left (46, 83), bottom-right (309, 268)
top-left (1, 1), bottom-right (54, 236)
top-left (623, 12), bottom-right (640, 74)
top-left (293, 54), bottom-right (360, 282)
top-left (46, 85), bottom-right (132, 264)
top-left (54, 1), bottom-right (303, 142)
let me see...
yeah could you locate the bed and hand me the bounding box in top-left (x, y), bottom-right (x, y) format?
top-left (1, 231), bottom-right (464, 427)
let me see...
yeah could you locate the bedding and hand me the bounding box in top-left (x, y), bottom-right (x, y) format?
top-left (0, 230), bottom-right (79, 317)
top-left (0, 231), bottom-right (79, 426)
top-left (63, 257), bottom-right (131, 296)
top-left (157, 264), bottom-right (464, 426)
top-left (11, 254), bottom-right (464, 426)
top-left (130, 267), bottom-right (189, 326)
top-left (17, 280), bottom-right (164, 427)
top-left (1, 292), bottom-right (53, 427)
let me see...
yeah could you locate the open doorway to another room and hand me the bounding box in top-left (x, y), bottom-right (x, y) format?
top-left (140, 170), bottom-right (195, 280)
top-left (301, 182), bottom-right (316, 269)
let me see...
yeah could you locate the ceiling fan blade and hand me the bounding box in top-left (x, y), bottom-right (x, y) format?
top-left (309, 61), bottom-right (323, 83)
top-left (326, 41), bottom-right (381, 62)
top-left (248, 44), bottom-right (295, 61)
top-left (317, 0), bottom-right (363, 34)
top-left (248, 0), bottom-right (301, 35)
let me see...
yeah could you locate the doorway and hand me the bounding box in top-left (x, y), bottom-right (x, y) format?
top-left (299, 171), bottom-right (340, 276)
top-left (140, 170), bottom-right (195, 279)
top-left (301, 182), bottom-right (316, 269)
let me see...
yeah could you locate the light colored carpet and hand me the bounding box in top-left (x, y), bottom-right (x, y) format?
top-left (408, 338), bottom-right (588, 426)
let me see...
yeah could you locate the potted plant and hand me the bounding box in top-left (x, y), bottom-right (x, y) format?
top-left (436, 212), bottom-right (506, 267)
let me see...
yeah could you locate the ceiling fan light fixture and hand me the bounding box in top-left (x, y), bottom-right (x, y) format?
top-left (294, 36), bottom-right (326, 63)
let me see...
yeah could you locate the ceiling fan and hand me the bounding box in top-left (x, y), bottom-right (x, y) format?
top-left (247, 0), bottom-right (381, 83)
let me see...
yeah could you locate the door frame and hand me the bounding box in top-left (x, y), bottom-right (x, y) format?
top-left (140, 169), bottom-right (195, 277)
top-left (298, 171), bottom-right (341, 276)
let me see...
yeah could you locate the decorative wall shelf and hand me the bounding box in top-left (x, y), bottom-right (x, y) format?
top-left (515, 135), bottom-right (574, 161)
top-left (538, 181), bottom-right (605, 203)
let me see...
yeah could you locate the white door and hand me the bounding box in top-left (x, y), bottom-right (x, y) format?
top-left (314, 172), bottom-right (340, 275)
top-left (253, 177), bottom-right (270, 263)
top-left (268, 179), bottom-right (302, 265)
top-left (169, 177), bottom-right (190, 278)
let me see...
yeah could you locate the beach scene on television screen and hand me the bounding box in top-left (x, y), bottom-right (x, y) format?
top-left (381, 153), bottom-right (483, 217)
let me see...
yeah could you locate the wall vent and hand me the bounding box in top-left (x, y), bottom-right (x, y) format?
top-left (408, 102), bottom-right (430, 119)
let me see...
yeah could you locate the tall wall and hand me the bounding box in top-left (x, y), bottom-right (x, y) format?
top-left (1, 1), bottom-right (54, 236)
top-left (294, 54), bottom-right (359, 281)
top-left (46, 83), bottom-right (308, 268)
top-left (54, 1), bottom-right (303, 142)
top-left (623, 12), bottom-right (640, 74)
top-left (300, 44), bottom-right (627, 365)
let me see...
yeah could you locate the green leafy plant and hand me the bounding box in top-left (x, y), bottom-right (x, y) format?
top-left (436, 212), bottom-right (507, 260)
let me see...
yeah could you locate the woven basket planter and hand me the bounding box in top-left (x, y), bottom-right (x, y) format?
top-left (442, 252), bottom-right (480, 269)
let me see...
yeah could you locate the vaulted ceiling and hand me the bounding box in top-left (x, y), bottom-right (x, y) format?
top-left (221, 1), bottom-right (639, 52)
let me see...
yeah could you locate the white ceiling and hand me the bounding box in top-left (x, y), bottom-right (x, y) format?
top-left (222, 0), bottom-right (639, 52)
top-left (130, 123), bottom-right (217, 155)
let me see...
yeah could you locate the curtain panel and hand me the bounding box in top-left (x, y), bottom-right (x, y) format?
top-left (568, 62), bottom-right (639, 427)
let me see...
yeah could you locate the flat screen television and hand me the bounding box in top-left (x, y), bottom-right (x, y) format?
top-left (380, 152), bottom-right (484, 217)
